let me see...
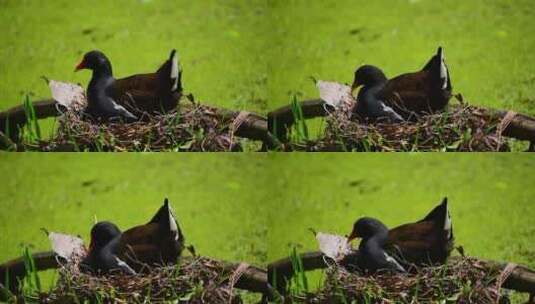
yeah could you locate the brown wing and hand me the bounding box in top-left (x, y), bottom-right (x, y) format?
top-left (388, 221), bottom-right (437, 250)
top-left (380, 71), bottom-right (437, 116)
top-left (116, 89), bottom-right (162, 114)
top-left (386, 221), bottom-right (448, 265)
top-left (110, 57), bottom-right (179, 114)
top-left (381, 68), bottom-right (451, 116)
top-left (118, 223), bottom-right (162, 267)
top-left (115, 73), bottom-right (159, 93)
top-left (119, 222), bottom-right (183, 269)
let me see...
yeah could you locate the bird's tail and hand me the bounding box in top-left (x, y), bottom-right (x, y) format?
top-left (149, 198), bottom-right (184, 241)
top-left (420, 197), bottom-right (453, 240)
top-left (155, 49), bottom-right (183, 93)
top-left (169, 49), bottom-right (182, 92)
top-left (423, 47), bottom-right (451, 91)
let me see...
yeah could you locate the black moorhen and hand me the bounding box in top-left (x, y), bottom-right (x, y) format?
top-left (346, 217), bottom-right (407, 273)
top-left (75, 49), bottom-right (182, 120)
top-left (82, 198), bottom-right (185, 274)
top-left (351, 47), bottom-right (452, 121)
top-left (351, 65), bottom-right (404, 123)
top-left (81, 221), bottom-right (137, 275)
top-left (75, 50), bottom-right (138, 121)
top-left (345, 197), bottom-right (453, 269)
top-left (386, 197), bottom-right (453, 265)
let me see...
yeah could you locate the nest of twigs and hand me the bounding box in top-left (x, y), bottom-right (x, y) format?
top-left (39, 256), bottom-right (244, 303)
top-left (292, 104), bottom-right (510, 152)
top-left (37, 103), bottom-right (244, 152)
top-left (292, 257), bottom-right (513, 303)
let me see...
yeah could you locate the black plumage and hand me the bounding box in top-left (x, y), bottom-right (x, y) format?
top-left (81, 198), bottom-right (185, 275)
top-left (81, 221), bottom-right (136, 275)
top-left (351, 47), bottom-right (452, 121)
top-left (75, 49), bottom-right (182, 121)
top-left (347, 217), bottom-right (406, 273)
top-left (76, 51), bottom-right (138, 121)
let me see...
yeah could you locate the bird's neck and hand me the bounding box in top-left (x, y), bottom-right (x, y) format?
top-left (361, 231), bottom-right (388, 249)
top-left (367, 75), bottom-right (387, 87)
top-left (92, 63), bottom-right (113, 79)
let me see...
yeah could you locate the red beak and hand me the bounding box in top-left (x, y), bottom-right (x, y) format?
top-left (75, 60), bottom-right (86, 72)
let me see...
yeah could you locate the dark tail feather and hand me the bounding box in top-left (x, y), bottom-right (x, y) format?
top-left (420, 197), bottom-right (448, 223)
top-left (149, 198), bottom-right (182, 238)
top-left (420, 197), bottom-right (453, 240)
top-left (422, 47), bottom-right (442, 71)
top-left (422, 47), bottom-right (451, 90)
top-left (168, 49), bottom-right (176, 61)
top-left (149, 198), bottom-right (170, 224)
top-left (156, 49), bottom-right (182, 93)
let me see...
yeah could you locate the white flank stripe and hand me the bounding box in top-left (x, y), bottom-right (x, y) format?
top-left (381, 102), bottom-right (404, 121)
top-left (115, 257), bottom-right (136, 274)
top-left (384, 252), bottom-right (405, 272)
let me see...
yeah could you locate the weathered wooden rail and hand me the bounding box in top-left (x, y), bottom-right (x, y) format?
top-left (0, 99), bottom-right (270, 150)
top-left (267, 250), bottom-right (535, 301)
top-left (268, 99), bottom-right (535, 149)
top-left (0, 250), bottom-right (269, 301)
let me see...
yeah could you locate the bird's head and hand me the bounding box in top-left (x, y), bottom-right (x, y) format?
top-left (347, 217), bottom-right (388, 243)
top-left (88, 221), bottom-right (121, 252)
top-left (75, 50), bottom-right (112, 73)
top-left (351, 65), bottom-right (387, 93)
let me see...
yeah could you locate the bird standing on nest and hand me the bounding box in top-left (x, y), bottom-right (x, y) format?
top-left (82, 198), bottom-right (185, 274)
top-left (351, 47), bottom-right (452, 122)
top-left (75, 49), bottom-right (182, 121)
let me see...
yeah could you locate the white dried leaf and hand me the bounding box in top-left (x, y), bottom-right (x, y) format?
top-left (316, 232), bottom-right (352, 261)
top-left (48, 232), bottom-right (86, 261)
top-left (48, 80), bottom-right (87, 111)
top-left (316, 80), bottom-right (354, 109)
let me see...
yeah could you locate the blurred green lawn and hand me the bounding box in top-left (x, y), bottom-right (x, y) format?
top-left (267, 153), bottom-right (535, 302)
top-left (2, 0), bottom-right (535, 139)
top-left (0, 154), bottom-right (267, 265)
top-left (0, 154), bottom-right (533, 301)
top-left (2, 0), bottom-right (535, 115)
top-left (0, 153), bottom-right (269, 302)
top-left (268, 0), bottom-right (535, 116)
top-left (0, 0), bottom-right (269, 137)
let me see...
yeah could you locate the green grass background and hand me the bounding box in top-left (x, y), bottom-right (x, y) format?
top-left (0, 154), bottom-right (268, 303)
top-left (2, 0), bottom-right (535, 144)
top-left (0, 154), bottom-right (267, 264)
top-left (0, 154), bottom-right (534, 301)
top-left (267, 154), bottom-right (535, 302)
top-left (0, 0), bottom-right (269, 137)
top-left (1, 0), bottom-right (534, 301)
top-left (3, 0), bottom-right (534, 117)
top-left (268, 0), bottom-right (535, 116)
